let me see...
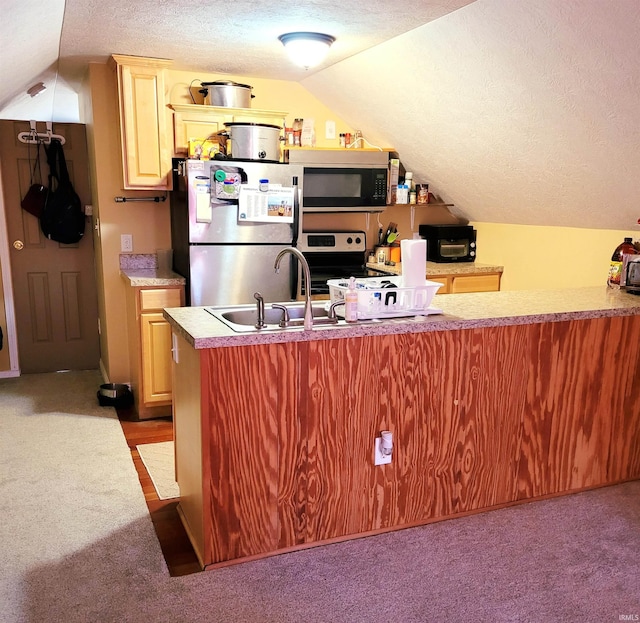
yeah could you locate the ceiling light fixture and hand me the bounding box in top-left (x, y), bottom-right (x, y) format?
top-left (26, 82), bottom-right (46, 98)
top-left (278, 32), bottom-right (336, 70)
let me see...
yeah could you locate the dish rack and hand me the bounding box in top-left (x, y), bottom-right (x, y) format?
top-left (327, 276), bottom-right (442, 319)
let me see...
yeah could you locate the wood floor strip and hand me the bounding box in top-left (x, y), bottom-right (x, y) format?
top-left (117, 408), bottom-right (201, 577)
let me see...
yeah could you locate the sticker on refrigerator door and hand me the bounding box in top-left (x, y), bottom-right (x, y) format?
top-left (238, 186), bottom-right (295, 223)
top-left (195, 182), bottom-right (212, 223)
top-left (214, 173), bottom-right (241, 200)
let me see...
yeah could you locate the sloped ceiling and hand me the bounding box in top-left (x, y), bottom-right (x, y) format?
top-left (302, 0), bottom-right (640, 231)
top-left (0, 0), bottom-right (65, 118)
top-left (0, 0), bottom-right (474, 117)
top-left (1, 0), bottom-right (639, 231)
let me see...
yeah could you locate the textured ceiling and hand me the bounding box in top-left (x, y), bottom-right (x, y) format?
top-left (57, 0), bottom-right (474, 83)
top-left (0, 0), bottom-right (474, 119)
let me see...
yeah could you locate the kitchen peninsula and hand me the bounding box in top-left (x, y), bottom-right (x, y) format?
top-left (164, 287), bottom-right (640, 570)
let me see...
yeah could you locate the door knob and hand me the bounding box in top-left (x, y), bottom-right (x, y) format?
top-left (13, 240), bottom-right (24, 250)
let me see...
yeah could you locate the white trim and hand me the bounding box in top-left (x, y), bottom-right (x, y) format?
top-left (0, 163), bottom-right (20, 376)
top-left (99, 358), bottom-right (109, 383)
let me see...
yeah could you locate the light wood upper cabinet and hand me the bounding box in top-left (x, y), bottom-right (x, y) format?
top-left (111, 54), bottom-right (173, 190)
top-left (170, 104), bottom-right (288, 156)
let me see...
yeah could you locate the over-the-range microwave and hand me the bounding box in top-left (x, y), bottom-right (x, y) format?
top-left (286, 148), bottom-right (389, 213)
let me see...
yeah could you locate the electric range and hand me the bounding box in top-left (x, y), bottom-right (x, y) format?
top-left (298, 231), bottom-right (388, 298)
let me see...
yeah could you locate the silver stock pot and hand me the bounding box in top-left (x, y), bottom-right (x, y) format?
top-left (199, 81), bottom-right (254, 108)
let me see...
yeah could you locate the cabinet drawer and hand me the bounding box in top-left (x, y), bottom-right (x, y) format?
top-left (451, 274), bottom-right (501, 293)
top-left (140, 288), bottom-right (182, 311)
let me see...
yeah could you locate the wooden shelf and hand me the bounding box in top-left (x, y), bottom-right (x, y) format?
top-left (284, 146), bottom-right (396, 152)
top-left (388, 202), bottom-right (454, 207)
top-left (168, 103), bottom-right (288, 118)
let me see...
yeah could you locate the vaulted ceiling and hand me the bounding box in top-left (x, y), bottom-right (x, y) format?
top-left (0, 0), bottom-right (474, 114)
top-left (2, 0), bottom-right (640, 232)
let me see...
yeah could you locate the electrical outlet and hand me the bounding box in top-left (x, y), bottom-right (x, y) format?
top-left (374, 437), bottom-right (392, 465)
top-left (121, 234), bottom-right (133, 253)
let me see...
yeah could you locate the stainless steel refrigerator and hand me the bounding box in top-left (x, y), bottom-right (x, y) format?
top-left (170, 158), bottom-right (304, 306)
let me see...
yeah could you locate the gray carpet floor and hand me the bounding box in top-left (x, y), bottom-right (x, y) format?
top-left (1, 370), bottom-right (639, 623)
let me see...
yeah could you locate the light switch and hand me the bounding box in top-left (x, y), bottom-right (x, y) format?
top-left (325, 120), bottom-right (336, 140)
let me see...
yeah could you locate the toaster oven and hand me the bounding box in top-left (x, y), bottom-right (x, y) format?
top-left (623, 254), bottom-right (640, 294)
top-left (418, 224), bottom-right (477, 263)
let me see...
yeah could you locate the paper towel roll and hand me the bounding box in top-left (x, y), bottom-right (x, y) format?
top-left (400, 239), bottom-right (427, 288)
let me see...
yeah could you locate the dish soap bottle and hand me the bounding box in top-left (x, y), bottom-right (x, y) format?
top-left (607, 237), bottom-right (638, 288)
top-left (345, 277), bottom-right (358, 323)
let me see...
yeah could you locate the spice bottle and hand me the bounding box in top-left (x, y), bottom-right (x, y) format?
top-left (345, 277), bottom-right (358, 323)
top-left (293, 118), bottom-right (303, 146)
top-left (607, 237), bottom-right (638, 288)
top-left (416, 184), bottom-right (429, 204)
top-left (396, 184), bottom-right (409, 204)
top-left (404, 172), bottom-right (413, 191)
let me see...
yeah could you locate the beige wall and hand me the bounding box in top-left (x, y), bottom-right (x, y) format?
top-left (83, 60), bottom-right (364, 382)
top-left (81, 57), bottom-right (640, 383)
top-left (85, 62), bottom-right (172, 382)
top-left (472, 223), bottom-right (639, 291)
top-left (304, 207), bottom-right (639, 292)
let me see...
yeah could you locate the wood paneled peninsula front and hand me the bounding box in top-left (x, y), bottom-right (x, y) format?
top-left (164, 288), bottom-right (640, 570)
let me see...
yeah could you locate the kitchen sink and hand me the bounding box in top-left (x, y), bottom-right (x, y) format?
top-left (205, 301), bottom-right (442, 333)
top-left (206, 302), bottom-right (343, 333)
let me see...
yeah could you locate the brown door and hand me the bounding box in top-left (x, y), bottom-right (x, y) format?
top-left (0, 120), bottom-right (99, 373)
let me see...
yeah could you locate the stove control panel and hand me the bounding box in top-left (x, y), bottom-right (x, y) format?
top-left (299, 231), bottom-right (366, 253)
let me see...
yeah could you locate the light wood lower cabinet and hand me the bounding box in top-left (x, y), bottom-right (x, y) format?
top-left (431, 272), bottom-right (502, 294)
top-left (126, 285), bottom-right (184, 419)
top-left (173, 315), bottom-right (640, 569)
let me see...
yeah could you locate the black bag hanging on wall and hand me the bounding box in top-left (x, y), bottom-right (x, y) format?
top-left (40, 138), bottom-right (85, 244)
top-left (20, 140), bottom-right (47, 218)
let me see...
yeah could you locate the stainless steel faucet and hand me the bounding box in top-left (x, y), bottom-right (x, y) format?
top-left (253, 292), bottom-right (265, 329)
top-left (274, 247), bottom-right (313, 330)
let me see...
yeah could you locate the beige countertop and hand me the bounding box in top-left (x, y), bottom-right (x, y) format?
top-left (366, 261), bottom-right (504, 277)
top-left (164, 287), bottom-right (640, 350)
top-left (120, 268), bottom-right (186, 287)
